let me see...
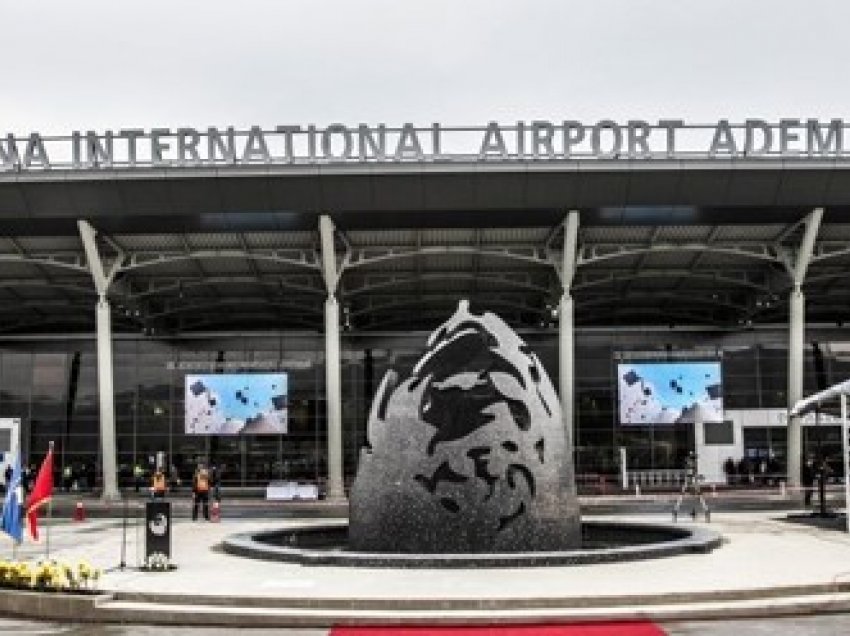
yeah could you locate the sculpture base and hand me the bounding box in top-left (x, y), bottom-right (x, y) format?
top-left (223, 520), bottom-right (722, 568)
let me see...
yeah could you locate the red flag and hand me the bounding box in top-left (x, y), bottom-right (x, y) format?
top-left (25, 448), bottom-right (54, 541)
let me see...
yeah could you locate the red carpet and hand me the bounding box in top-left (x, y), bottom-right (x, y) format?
top-left (331, 623), bottom-right (666, 635)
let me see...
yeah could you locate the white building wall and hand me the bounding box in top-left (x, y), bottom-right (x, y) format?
top-left (0, 417), bottom-right (21, 486)
top-left (697, 408), bottom-right (841, 484)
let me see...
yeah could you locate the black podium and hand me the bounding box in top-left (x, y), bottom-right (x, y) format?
top-left (145, 500), bottom-right (172, 561)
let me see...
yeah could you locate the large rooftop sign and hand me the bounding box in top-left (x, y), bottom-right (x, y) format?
top-left (0, 119), bottom-right (847, 172)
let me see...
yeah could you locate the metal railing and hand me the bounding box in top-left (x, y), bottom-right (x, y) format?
top-left (627, 469), bottom-right (687, 488)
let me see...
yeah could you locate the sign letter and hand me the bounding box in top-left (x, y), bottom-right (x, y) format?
top-left (709, 120), bottom-right (738, 156)
top-left (479, 122), bottom-right (508, 159)
top-left (322, 124), bottom-right (353, 160)
top-left (358, 124), bottom-right (386, 161)
top-left (150, 128), bottom-right (172, 166)
top-left (531, 121), bottom-right (556, 159)
top-left (779, 119), bottom-right (801, 155)
top-left (562, 121), bottom-right (585, 157)
top-left (24, 133), bottom-right (50, 168)
top-left (657, 119), bottom-right (683, 158)
top-left (744, 119), bottom-right (773, 155)
top-left (0, 134), bottom-right (20, 169)
top-left (806, 119), bottom-right (843, 156)
top-left (177, 128), bottom-right (202, 165)
top-left (242, 126), bottom-right (272, 163)
top-left (395, 123), bottom-right (424, 161)
top-left (627, 120), bottom-right (651, 158)
top-left (208, 127), bottom-right (237, 164)
top-left (591, 120), bottom-right (622, 159)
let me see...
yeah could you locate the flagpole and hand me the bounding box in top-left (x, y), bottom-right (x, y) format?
top-left (46, 440), bottom-right (54, 560)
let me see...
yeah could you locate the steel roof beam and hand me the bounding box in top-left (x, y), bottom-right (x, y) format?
top-left (177, 312), bottom-right (317, 331)
top-left (810, 240), bottom-right (850, 264)
top-left (351, 293), bottom-right (543, 319)
top-left (344, 244), bottom-right (553, 271)
top-left (149, 298), bottom-right (322, 320)
top-left (121, 248), bottom-right (319, 273)
top-left (579, 242), bottom-right (781, 266)
top-left (0, 253), bottom-right (88, 274)
top-left (343, 272), bottom-right (549, 297)
top-left (573, 269), bottom-right (771, 294)
top-left (128, 275), bottom-right (324, 299)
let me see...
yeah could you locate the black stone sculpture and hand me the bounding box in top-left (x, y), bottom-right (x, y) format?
top-left (349, 300), bottom-right (581, 553)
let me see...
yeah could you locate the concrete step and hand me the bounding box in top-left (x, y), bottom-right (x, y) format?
top-left (93, 591), bottom-right (850, 627)
top-left (107, 581), bottom-right (850, 611)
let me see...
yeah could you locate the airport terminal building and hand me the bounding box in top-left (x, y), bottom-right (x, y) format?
top-left (1, 119), bottom-right (850, 496)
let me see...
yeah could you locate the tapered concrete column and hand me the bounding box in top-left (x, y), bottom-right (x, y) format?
top-left (784, 208), bottom-right (822, 488)
top-left (787, 285), bottom-right (805, 488)
top-left (96, 295), bottom-right (120, 500)
top-left (79, 220), bottom-right (124, 501)
top-left (559, 293), bottom-right (575, 459)
top-left (559, 211), bottom-right (579, 484)
top-left (324, 295), bottom-right (344, 500)
top-left (319, 215), bottom-right (345, 501)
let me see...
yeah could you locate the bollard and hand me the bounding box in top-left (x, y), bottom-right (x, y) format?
top-left (711, 484), bottom-right (717, 498)
top-left (211, 500), bottom-right (221, 522)
top-left (634, 484), bottom-right (641, 497)
top-left (779, 480), bottom-right (786, 497)
top-left (73, 500), bottom-right (86, 522)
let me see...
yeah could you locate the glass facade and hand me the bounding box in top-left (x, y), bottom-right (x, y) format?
top-left (1, 327), bottom-right (847, 491)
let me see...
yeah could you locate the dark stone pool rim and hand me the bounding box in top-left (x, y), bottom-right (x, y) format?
top-left (221, 520), bottom-right (722, 568)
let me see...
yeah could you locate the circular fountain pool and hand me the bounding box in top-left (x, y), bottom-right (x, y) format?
top-left (222, 520), bottom-right (722, 568)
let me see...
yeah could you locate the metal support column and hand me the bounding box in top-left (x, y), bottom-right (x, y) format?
top-left (786, 208), bottom-right (822, 489)
top-left (559, 211), bottom-right (579, 485)
top-left (78, 220), bottom-right (123, 500)
top-left (320, 215), bottom-right (345, 501)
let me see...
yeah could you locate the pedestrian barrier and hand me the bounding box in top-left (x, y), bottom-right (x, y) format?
top-left (627, 469), bottom-right (687, 489)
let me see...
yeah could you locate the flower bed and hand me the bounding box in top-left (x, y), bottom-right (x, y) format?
top-left (0, 558), bottom-right (101, 592)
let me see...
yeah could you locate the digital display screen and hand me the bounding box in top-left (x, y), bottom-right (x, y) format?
top-left (185, 373), bottom-right (288, 435)
top-left (617, 361), bottom-right (722, 425)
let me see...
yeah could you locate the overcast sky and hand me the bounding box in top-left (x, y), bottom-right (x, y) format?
top-left (2, 0), bottom-right (848, 134)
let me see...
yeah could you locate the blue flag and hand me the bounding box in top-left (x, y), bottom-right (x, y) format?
top-left (1, 456), bottom-right (24, 543)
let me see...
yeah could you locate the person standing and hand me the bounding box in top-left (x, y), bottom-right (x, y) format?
top-left (802, 456), bottom-right (815, 507)
top-left (85, 463), bottom-right (96, 491)
top-left (133, 463), bottom-right (144, 493)
top-left (22, 465), bottom-right (33, 493)
top-left (151, 467), bottom-right (167, 499)
top-left (210, 464), bottom-right (221, 503)
top-left (192, 464), bottom-right (211, 521)
top-left (723, 457), bottom-right (736, 486)
top-left (62, 464), bottom-right (73, 492)
top-left (169, 464), bottom-right (181, 491)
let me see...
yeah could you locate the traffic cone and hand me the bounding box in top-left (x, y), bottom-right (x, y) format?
top-left (211, 500), bottom-right (220, 522)
top-left (73, 500), bottom-right (86, 522)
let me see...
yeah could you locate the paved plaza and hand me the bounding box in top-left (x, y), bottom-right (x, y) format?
top-left (2, 502), bottom-right (850, 627)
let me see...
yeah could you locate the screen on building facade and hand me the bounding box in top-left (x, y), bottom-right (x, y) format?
top-left (617, 361), bottom-right (723, 425)
top-left (184, 373), bottom-right (288, 435)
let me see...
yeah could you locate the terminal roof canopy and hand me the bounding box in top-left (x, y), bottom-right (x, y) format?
top-left (1, 163), bottom-right (850, 335)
